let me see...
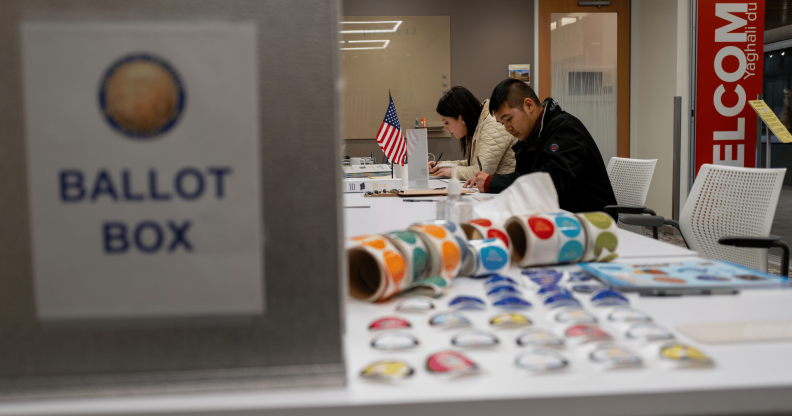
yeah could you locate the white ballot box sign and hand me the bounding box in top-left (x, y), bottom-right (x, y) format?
top-left (21, 22), bottom-right (264, 320)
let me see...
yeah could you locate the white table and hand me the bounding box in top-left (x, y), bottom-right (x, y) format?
top-left (3, 186), bottom-right (791, 416)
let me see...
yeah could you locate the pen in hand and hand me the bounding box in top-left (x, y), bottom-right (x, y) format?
top-left (432, 152), bottom-right (444, 173)
top-left (477, 155), bottom-right (483, 171)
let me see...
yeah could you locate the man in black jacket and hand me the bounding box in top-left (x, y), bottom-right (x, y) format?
top-left (464, 79), bottom-right (617, 217)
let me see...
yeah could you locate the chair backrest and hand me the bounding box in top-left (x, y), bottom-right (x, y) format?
top-left (680, 164), bottom-right (786, 272)
top-left (606, 157), bottom-right (658, 234)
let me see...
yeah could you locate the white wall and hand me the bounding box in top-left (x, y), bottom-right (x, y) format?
top-left (630, 0), bottom-right (691, 219)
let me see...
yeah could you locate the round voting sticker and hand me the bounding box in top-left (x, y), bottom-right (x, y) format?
top-left (516, 349), bottom-right (569, 372)
top-left (490, 312), bottom-right (532, 328)
top-left (517, 329), bottom-right (565, 348)
top-left (369, 317), bottom-right (411, 331)
top-left (426, 350), bottom-right (478, 374)
top-left (429, 312), bottom-right (472, 329)
top-left (360, 360), bottom-right (414, 381)
top-left (451, 329), bottom-right (499, 348)
top-left (371, 332), bottom-right (419, 351)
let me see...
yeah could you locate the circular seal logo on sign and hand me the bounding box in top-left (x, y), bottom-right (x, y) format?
top-left (99, 53), bottom-right (185, 139)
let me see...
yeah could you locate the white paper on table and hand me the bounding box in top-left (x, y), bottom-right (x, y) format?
top-left (472, 172), bottom-right (560, 223)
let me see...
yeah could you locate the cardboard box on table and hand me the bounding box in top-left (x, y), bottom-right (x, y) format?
top-left (0, 0), bottom-right (344, 398)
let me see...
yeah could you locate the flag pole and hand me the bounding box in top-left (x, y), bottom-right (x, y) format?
top-left (389, 89), bottom-right (393, 178)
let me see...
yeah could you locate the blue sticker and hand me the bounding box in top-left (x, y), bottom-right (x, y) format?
top-left (555, 216), bottom-right (582, 238)
top-left (481, 246), bottom-right (509, 271)
top-left (591, 289), bottom-right (628, 303)
top-left (544, 293), bottom-right (581, 309)
top-left (487, 285), bottom-right (522, 297)
top-left (493, 296), bottom-right (532, 310)
top-left (523, 270), bottom-right (563, 286)
top-left (591, 289), bottom-right (629, 307)
top-left (572, 284), bottom-right (606, 294)
top-left (450, 296), bottom-right (485, 306)
top-left (485, 275), bottom-right (517, 286)
top-left (568, 271), bottom-right (593, 282)
top-left (454, 302), bottom-right (487, 311)
top-left (537, 285), bottom-right (571, 297)
top-left (557, 240), bottom-right (585, 263)
top-left (444, 221), bottom-right (458, 233)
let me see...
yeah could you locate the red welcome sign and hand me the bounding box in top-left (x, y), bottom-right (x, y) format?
top-left (695, 0), bottom-right (764, 175)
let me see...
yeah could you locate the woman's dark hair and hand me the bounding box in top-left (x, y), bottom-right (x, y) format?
top-left (436, 86), bottom-right (482, 162)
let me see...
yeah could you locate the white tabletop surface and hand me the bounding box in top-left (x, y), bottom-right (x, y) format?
top-left (3, 183), bottom-right (790, 416)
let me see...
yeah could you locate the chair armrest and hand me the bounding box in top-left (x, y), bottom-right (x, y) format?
top-left (719, 235), bottom-right (790, 278)
top-left (619, 215), bottom-right (665, 228)
top-left (603, 205), bottom-right (657, 216)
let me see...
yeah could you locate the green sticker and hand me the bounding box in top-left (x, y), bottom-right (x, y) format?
top-left (422, 275), bottom-right (448, 288)
top-left (595, 231), bottom-right (618, 252)
top-left (584, 212), bottom-right (614, 230)
top-left (412, 248), bottom-right (429, 279)
top-left (393, 231), bottom-right (416, 244)
top-left (599, 253), bottom-right (619, 262)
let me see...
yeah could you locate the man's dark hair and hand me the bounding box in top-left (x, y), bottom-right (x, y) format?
top-left (436, 86), bottom-right (483, 161)
top-left (488, 78), bottom-right (541, 115)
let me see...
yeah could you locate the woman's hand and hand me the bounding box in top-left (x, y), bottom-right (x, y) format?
top-left (432, 167), bottom-right (452, 178)
top-left (427, 161), bottom-right (436, 172)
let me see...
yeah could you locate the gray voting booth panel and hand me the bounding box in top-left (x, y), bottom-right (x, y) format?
top-left (0, 0), bottom-right (345, 398)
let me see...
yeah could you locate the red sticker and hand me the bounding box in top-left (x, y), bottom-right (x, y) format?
top-left (528, 217), bottom-right (554, 240)
top-left (369, 317), bottom-right (411, 331)
top-left (565, 324), bottom-right (611, 340)
top-left (487, 229), bottom-right (510, 248)
top-left (426, 350), bottom-right (477, 374)
top-left (469, 219), bottom-right (492, 227)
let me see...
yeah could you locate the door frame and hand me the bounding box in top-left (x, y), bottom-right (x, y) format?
top-left (538, 0), bottom-right (631, 158)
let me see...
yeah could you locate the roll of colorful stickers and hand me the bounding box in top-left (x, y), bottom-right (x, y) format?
top-left (576, 212), bottom-right (619, 262)
top-left (409, 224), bottom-right (463, 288)
top-left (348, 235), bottom-right (409, 302)
top-left (505, 214), bottom-right (560, 267)
top-left (386, 230), bottom-right (431, 285)
top-left (459, 243), bottom-right (478, 277)
top-left (467, 238), bottom-right (510, 277)
top-left (415, 220), bottom-right (470, 265)
top-left (547, 212), bottom-right (586, 263)
top-left (461, 218), bottom-right (512, 251)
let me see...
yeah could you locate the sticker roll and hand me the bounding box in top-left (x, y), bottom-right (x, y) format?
top-left (416, 220), bottom-right (470, 265)
top-left (461, 218), bottom-right (512, 253)
top-left (385, 230), bottom-right (431, 284)
top-left (409, 224), bottom-right (463, 287)
top-left (347, 235), bottom-right (408, 302)
top-left (504, 214), bottom-right (560, 267)
top-left (459, 243), bottom-right (478, 277)
top-left (468, 238), bottom-right (510, 277)
top-left (547, 212), bottom-right (586, 263)
top-left (576, 212), bottom-right (619, 262)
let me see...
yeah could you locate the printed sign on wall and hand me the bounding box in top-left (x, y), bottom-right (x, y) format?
top-left (695, 0), bottom-right (764, 175)
top-left (21, 22), bottom-right (264, 320)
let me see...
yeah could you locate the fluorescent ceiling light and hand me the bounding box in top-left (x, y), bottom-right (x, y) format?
top-left (340, 21), bottom-right (402, 34)
top-left (341, 40), bottom-right (390, 50)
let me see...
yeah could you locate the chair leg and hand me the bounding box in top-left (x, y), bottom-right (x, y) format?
top-left (652, 227), bottom-right (658, 240)
top-left (771, 240), bottom-right (790, 279)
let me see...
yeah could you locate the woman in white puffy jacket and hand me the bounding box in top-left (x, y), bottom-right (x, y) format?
top-left (428, 86), bottom-right (516, 180)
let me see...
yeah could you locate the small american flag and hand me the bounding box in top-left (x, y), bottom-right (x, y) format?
top-left (376, 95), bottom-right (406, 166)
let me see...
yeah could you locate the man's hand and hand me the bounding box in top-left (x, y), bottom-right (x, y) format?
top-left (464, 171), bottom-right (490, 190)
top-left (427, 161), bottom-right (436, 172)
